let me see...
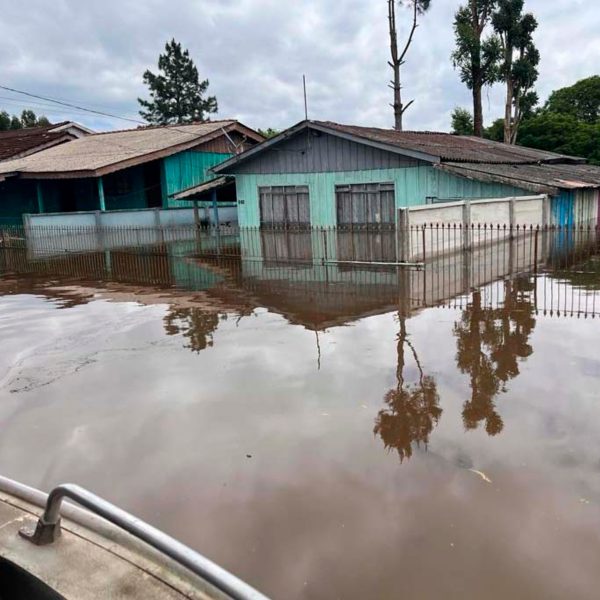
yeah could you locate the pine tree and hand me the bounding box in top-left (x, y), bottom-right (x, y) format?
top-left (138, 39), bottom-right (218, 125)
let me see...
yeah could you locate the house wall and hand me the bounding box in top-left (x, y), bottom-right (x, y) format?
top-left (551, 189), bottom-right (600, 226)
top-left (231, 130), bottom-right (420, 173)
top-left (0, 178), bottom-right (38, 225)
top-left (234, 168), bottom-right (528, 228)
top-left (163, 150), bottom-right (232, 208)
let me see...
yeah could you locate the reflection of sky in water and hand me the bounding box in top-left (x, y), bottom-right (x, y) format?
top-left (1, 279), bottom-right (600, 599)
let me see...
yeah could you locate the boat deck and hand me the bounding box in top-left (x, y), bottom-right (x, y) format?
top-left (0, 491), bottom-right (220, 599)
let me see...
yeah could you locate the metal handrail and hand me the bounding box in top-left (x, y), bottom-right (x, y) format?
top-left (0, 477), bottom-right (269, 600)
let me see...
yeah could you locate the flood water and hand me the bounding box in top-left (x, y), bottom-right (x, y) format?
top-left (1, 230), bottom-right (600, 599)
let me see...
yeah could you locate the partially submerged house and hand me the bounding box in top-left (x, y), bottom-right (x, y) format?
top-left (214, 120), bottom-right (600, 228)
top-left (0, 121), bottom-right (91, 162)
top-left (0, 120), bottom-right (263, 224)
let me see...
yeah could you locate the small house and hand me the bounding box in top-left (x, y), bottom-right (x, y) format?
top-left (213, 120), bottom-right (600, 228)
top-left (0, 121), bottom-right (91, 163)
top-left (0, 120), bottom-right (263, 224)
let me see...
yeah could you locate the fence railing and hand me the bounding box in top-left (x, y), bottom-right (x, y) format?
top-left (1, 223), bottom-right (600, 271)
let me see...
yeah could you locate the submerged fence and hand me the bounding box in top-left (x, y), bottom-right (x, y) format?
top-left (1, 223), bottom-right (599, 272)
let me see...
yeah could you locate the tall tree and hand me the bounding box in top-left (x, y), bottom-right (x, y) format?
top-left (492, 0), bottom-right (539, 144)
top-left (452, 0), bottom-right (500, 137)
top-left (138, 39), bottom-right (218, 125)
top-left (387, 0), bottom-right (432, 131)
top-left (451, 107), bottom-right (475, 135)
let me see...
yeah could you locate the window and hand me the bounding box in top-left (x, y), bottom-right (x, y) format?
top-left (259, 185), bottom-right (310, 228)
top-left (336, 183), bottom-right (395, 229)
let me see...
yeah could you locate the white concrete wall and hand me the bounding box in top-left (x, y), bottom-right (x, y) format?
top-left (402, 194), bottom-right (548, 261)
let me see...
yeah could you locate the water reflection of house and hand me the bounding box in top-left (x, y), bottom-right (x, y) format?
top-left (0, 121), bottom-right (262, 224)
top-left (214, 120), bottom-right (600, 229)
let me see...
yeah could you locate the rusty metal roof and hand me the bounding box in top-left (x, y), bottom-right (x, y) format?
top-left (314, 121), bottom-right (584, 165)
top-left (438, 162), bottom-right (600, 194)
top-left (0, 122), bottom-right (77, 162)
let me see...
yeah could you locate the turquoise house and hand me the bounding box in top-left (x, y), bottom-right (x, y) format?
top-left (0, 120), bottom-right (263, 224)
top-left (214, 120), bottom-right (600, 228)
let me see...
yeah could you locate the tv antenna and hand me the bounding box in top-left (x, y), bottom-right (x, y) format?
top-left (303, 74), bottom-right (308, 121)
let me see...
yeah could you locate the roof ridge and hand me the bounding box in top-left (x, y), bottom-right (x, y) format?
top-left (87, 119), bottom-right (236, 137)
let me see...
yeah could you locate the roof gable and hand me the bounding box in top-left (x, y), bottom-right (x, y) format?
top-left (0, 121), bottom-right (264, 178)
top-left (215, 120), bottom-right (586, 174)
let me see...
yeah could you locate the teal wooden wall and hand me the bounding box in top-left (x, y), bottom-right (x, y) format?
top-left (234, 167), bottom-right (528, 227)
top-left (0, 178), bottom-right (38, 225)
top-left (163, 151), bottom-right (231, 208)
top-left (104, 166), bottom-right (147, 210)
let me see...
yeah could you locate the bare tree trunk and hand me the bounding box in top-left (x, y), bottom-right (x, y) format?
top-left (473, 85), bottom-right (483, 137)
top-left (503, 46), bottom-right (513, 144)
top-left (388, 0), bottom-right (418, 131)
top-left (388, 0), bottom-right (403, 130)
top-left (471, 0), bottom-right (484, 137)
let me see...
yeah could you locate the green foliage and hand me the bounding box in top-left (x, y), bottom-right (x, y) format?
top-left (20, 110), bottom-right (37, 128)
top-left (492, 0), bottom-right (539, 142)
top-left (451, 107), bottom-right (474, 135)
top-left (138, 39), bottom-right (218, 125)
top-left (452, 2), bottom-right (500, 89)
top-left (257, 128), bottom-right (279, 139)
top-left (0, 109), bottom-right (51, 131)
top-left (517, 112), bottom-right (600, 164)
top-left (484, 118), bottom-right (504, 141)
top-left (0, 111), bottom-right (10, 131)
top-left (544, 76), bottom-right (600, 124)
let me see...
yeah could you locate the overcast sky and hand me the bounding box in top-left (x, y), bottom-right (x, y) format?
top-left (0, 0), bottom-right (597, 133)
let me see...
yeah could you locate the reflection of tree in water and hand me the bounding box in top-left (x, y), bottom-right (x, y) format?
top-left (374, 316), bottom-right (442, 462)
top-left (454, 277), bottom-right (536, 436)
top-left (164, 308), bottom-right (221, 353)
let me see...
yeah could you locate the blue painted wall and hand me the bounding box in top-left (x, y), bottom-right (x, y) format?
top-left (234, 167), bottom-right (529, 228)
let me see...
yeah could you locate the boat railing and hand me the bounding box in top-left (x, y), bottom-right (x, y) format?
top-left (0, 476), bottom-right (268, 600)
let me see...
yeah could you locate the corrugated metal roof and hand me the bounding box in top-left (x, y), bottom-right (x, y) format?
top-left (0, 122), bottom-right (74, 162)
top-left (438, 162), bottom-right (600, 194)
top-left (171, 176), bottom-right (234, 200)
top-left (314, 121), bottom-right (583, 165)
top-left (0, 121), bottom-right (263, 178)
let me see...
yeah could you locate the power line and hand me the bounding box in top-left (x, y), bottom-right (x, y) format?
top-left (0, 84), bottom-right (246, 156)
top-left (0, 85), bottom-right (144, 125)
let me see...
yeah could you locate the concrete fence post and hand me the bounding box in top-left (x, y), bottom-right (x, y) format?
top-left (509, 197), bottom-right (516, 239)
top-left (462, 200), bottom-right (471, 250)
top-left (94, 210), bottom-right (103, 251)
top-left (154, 208), bottom-right (164, 244)
top-left (397, 208), bottom-right (410, 263)
top-left (541, 194), bottom-right (550, 227)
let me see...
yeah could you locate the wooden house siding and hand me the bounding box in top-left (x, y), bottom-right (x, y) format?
top-left (163, 151), bottom-right (232, 208)
top-left (231, 131), bottom-right (421, 175)
top-left (234, 167), bottom-right (528, 228)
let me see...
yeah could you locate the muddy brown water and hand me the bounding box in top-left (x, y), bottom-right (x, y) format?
top-left (1, 242), bottom-right (600, 599)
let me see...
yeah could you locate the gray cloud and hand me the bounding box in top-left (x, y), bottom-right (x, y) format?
top-left (0, 0), bottom-right (598, 132)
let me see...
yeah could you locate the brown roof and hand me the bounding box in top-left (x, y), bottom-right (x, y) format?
top-left (0, 120), bottom-right (264, 179)
top-left (438, 162), bottom-right (600, 194)
top-left (0, 121), bottom-right (75, 162)
top-left (313, 121), bottom-right (583, 165)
